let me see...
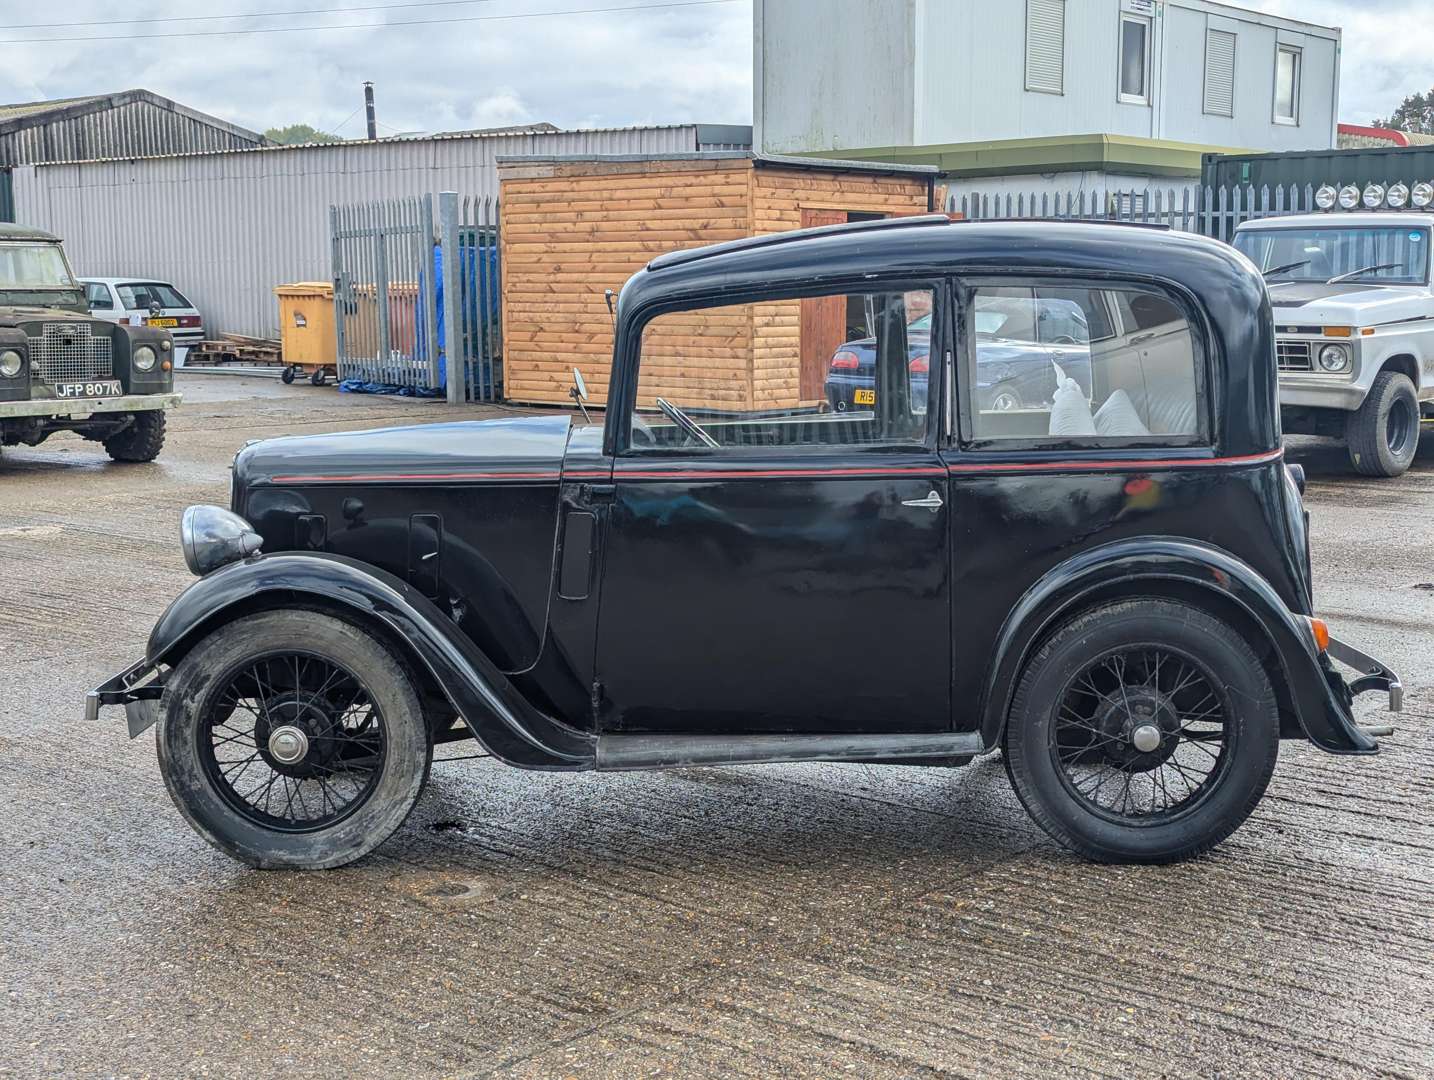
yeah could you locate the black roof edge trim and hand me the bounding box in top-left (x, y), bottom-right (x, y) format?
top-left (647, 214), bottom-right (954, 271)
top-left (958, 218), bottom-right (1172, 231)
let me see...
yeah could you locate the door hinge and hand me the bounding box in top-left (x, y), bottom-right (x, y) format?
top-left (590, 679), bottom-right (604, 719)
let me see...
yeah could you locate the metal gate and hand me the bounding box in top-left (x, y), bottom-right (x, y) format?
top-left (330, 191), bottom-right (502, 402)
top-left (331, 194), bottom-right (441, 392)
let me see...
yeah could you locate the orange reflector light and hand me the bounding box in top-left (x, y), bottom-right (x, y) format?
top-left (1323, 326), bottom-right (1354, 338)
top-left (161, 359), bottom-right (172, 372)
top-left (1307, 617), bottom-right (1330, 652)
top-left (1360, 327), bottom-right (1376, 336)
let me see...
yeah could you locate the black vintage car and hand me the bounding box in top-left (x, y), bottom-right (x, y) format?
top-left (89, 216), bottom-right (1401, 869)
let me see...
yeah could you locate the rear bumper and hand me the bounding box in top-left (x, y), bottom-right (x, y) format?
top-left (1328, 634), bottom-right (1402, 716)
top-left (0, 391), bottom-right (181, 420)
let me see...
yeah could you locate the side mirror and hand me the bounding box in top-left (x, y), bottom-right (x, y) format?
top-left (570, 367), bottom-right (591, 423)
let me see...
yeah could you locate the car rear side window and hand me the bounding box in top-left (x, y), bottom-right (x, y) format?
top-left (627, 287), bottom-right (935, 452)
top-left (962, 282), bottom-right (1203, 446)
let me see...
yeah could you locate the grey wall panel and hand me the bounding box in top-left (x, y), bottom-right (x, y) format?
top-left (11, 125), bottom-right (708, 338)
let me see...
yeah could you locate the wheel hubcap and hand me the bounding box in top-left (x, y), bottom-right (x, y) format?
top-left (268, 724), bottom-right (310, 765)
top-left (1130, 723), bottom-right (1162, 753)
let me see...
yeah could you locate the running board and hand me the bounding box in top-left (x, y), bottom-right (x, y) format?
top-left (594, 732), bottom-right (986, 771)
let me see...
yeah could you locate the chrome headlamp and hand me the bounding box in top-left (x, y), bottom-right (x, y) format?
top-left (1413, 182), bottom-right (1434, 209)
top-left (133, 345), bottom-right (157, 372)
top-left (1314, 184), bottom-right (1338, 210)
top-left (1337, 185), bottom-right (1361, 210)
top-left (1318, 344), bottom-right (1351, 373)
top-left (0, 349), bottom-right (22, 378)
top-left (1362, 183), bottom-right (1387, 209)
top-left (180, 505), bottom-right (263, 576)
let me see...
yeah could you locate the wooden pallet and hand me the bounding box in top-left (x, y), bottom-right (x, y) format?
top-left (185, 338), bottom-right (284, 367)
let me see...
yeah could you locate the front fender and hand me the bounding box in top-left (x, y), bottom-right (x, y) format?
top-left (980, 538), bottom-right (1378, 755)
top-left (148, 553), bottom-right (596, 770)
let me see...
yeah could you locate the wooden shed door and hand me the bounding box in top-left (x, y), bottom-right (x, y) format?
top-left (799, 208), bottom-right (850, 401)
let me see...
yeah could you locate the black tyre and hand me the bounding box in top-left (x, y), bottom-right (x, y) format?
top-left (309, 367), bottom-right (327, 386)
top-left (1347, 370), bottom-right (1419, 478)
top-left (280, 365), bottom-right (296, 384)
top-left (1004, 599), bottom-right (1279, 864)
top-left (156, 610), bottom-right (431, 869)
top-left (103, 410), bottom-right (166, 462)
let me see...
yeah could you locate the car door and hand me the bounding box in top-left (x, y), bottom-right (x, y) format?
top-left (592, 282), bottom-right (952, 736)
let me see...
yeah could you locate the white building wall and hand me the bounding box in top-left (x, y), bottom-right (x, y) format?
top-left (757, 0), bottom-right (1340, 156)
top-left (11, 125), bottom-right (712, 338)
top-left (754, 0), bottom-right (916, 153)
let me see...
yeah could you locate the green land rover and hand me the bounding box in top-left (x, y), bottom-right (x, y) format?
top-left (0, 224), bottom-right (178, 463)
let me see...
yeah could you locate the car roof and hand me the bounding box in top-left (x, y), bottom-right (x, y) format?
top-left (619, 216), bottom-right (1280, 458)
top-left (0, 223), bottom-right (61, 242)
top-left (1235, 212), bottom-right (1434, 231)
top-left (79, 277), bottom-right (179, 287)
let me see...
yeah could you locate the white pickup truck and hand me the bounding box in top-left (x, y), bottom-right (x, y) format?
top-left (1233, 211), bottom-right (1434, 477)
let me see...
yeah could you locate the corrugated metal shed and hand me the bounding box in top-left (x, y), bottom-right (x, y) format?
top-left (0, 89), bottom-right (264, 167)
top-left (12, 123), bottom-right (751, 338)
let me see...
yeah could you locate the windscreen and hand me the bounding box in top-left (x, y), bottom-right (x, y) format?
top-left (1234, 225), bottom-right (1430, 285)
top-left (0, 243), bottom-right (77, 290)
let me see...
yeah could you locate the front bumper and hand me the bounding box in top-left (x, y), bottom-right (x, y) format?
top-left (0, 391), bottom-right (181, 421)
top-left (85, 658), bottom-right (164, 737)
top-left (1278, 377), bottom-right (1366, 411)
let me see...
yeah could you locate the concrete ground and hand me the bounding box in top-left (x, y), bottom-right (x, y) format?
top-left (1, 373), bottom-right (1430, 1079)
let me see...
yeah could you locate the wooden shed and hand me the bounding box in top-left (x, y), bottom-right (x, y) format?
top-left (497, 152), bottom-right (936, 408)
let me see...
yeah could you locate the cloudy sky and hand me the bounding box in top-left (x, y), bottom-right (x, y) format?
top-left (0, 0), bottom-right (1424, 138)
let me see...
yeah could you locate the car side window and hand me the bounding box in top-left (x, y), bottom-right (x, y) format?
top-left (964, 282), bottom-right (1202, 445)
top-left (85, 282), bottom-right (113, 309)
top-left (627, 287), bottom-right (934, 452)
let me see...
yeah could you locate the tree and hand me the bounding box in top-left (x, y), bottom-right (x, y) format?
top-left (263, 123), bottom-right (343, 145)
top-left (1373, 89), bottom-right (1434, 135)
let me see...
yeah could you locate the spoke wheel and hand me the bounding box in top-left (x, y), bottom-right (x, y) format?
top-left (1051, 646), bottom-right (1232, 825)
top-left (157, 609), bottom-right (431, 869)
top-left (1003, 599), bottom-right (1279, 864)
top-left (199, 652), bottom-right (388, 833)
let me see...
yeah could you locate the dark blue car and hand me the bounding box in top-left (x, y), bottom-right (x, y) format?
top-left (825, 299), bottom-right (1093, 413)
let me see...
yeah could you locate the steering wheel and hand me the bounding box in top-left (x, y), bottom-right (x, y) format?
top-left (655, 397), bottom-right (718, 448)
top-left (1049, 335), bottom-right (1080, 346)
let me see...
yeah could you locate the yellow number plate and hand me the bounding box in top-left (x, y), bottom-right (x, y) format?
top-left (854, 388), bottom-right (876, 405)
top-left (147, 317), bottom-right (178, 327)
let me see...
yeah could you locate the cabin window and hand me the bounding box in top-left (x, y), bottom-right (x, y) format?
top-left (626, 287), bottom-right (936, 452)
top-left (960, 282), bottom-right (1203, 447)
top-left (1118, 13), bottom-right (1152, 105)
top-left (1274, 44), bottom-right (1301, 125)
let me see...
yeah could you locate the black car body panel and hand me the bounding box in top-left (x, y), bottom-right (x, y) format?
top-left (235, 416), bottom-right (571, 672)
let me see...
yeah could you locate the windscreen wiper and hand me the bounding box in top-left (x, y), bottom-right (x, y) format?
top-left (1328, 262), bottom-right (1402, 284)
top-left (1263, 260), bottom-right (1310, 277)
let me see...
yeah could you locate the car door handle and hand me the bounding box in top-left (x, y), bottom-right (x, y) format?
top-left (901, 490), bottom-right (944, 512)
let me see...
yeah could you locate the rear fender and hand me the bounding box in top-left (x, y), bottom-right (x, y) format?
top-left (147, 553), bottom-right (595, 770)
top-left (980, 538), bottom-right (1377, 755)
